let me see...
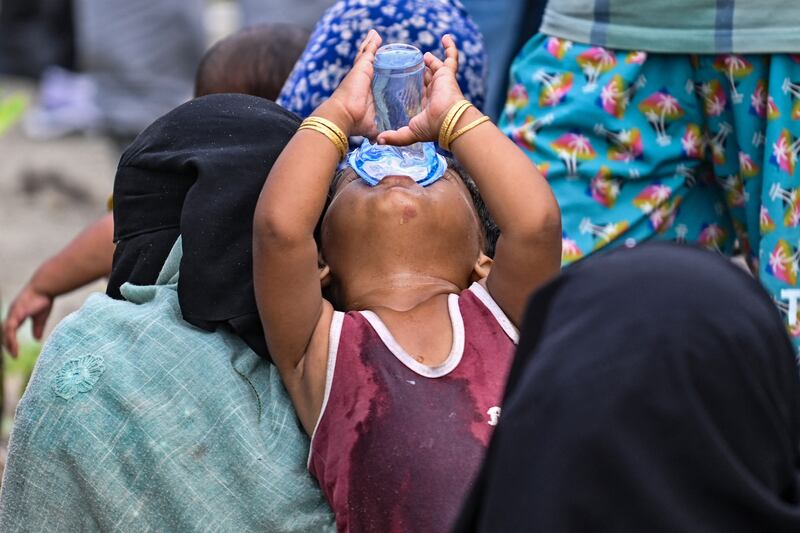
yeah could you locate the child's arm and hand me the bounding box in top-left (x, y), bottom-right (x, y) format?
top-left (3, 213), bottom-right (115, 357)
top-left (253, 31), bottom-right (381, 434)
top-left (378, 36), bottom-right (561, 326)
top-left (446, 101), bottom-right (562, 326)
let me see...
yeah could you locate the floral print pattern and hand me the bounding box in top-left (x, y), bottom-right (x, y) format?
top-left (502, 34), bottom-right (800, 353)
top-left (53, 354), bottom-right (105, 400)
top-left (277, 0), bottom-right (487, 118)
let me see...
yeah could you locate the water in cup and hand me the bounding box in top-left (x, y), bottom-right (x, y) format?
top-left (348, 43), bottom-right (446, 187)
top-left (372, 43), bottom-right (425, 133)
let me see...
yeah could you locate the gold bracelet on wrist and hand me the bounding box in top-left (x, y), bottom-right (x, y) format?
top-left (298, 123), bottom-right (346, 159)
top-left (438, 101), bottom-right (465, 146)
top-left (303, 117), bottom-right (348, 156)
top-left (444, 103), bottom-right (473, 150)
top-left (440, 100), bottom-right (472, 150)
top-left (298, 117), bottom-right (348, 159)
top-left (448, 115), bottom-right (491, 148)
top-left (438, 100), bottom-right (471, 151)
top-left (304, 117), bottom-right (348, 149)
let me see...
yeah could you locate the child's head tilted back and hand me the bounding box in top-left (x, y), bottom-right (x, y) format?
top-left (316, 159), bottom-right (498, 309)
top-left (194, 23), bottom-right (309, 100)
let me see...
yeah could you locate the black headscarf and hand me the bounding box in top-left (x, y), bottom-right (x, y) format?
top-left (108, 93), bottom-right (301, 360)
top-left (455, 243), bottom-right (800, 532)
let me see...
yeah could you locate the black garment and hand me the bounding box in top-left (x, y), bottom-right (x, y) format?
top-left (455, 243), bottom-right (800, 532)
top-left (109, 93), bottom-right (300, 360)
top-left (0, 0), bottom-right (74, 77)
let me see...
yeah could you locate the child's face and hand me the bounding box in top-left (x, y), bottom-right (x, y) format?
top-left (320, 167), bottom-right (485, 290)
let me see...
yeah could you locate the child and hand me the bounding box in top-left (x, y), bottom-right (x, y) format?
top-left (194, 22), bottom-right (310, 101)
top-left (253, 31), bottom-right (561, 532)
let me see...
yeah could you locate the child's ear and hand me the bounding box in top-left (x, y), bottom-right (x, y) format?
top-left (471, 252), bottom-right (493, 282)
top-left (319, 254), bottom-right (332, 288)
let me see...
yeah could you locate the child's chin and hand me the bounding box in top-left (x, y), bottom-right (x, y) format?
top-left (361, 196), bottom-right (430, 231)
top-left (375, 189), bottom-right (427, 211)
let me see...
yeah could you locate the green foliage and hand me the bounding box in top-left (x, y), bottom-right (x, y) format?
top-left (0, 91), bottom-right (27, 136)
top-left (1, 342), bottom-right (40, 440)
top-left (4, 341), bottom-right (40, 378)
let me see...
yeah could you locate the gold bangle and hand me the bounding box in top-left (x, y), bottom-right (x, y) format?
top-left (444, 103), bottom-right (473, 150)
top-left (439, 100), bottom-right (471, 150)
top-left (438, 101), bottom-right (465, 146)
top-left (298, 123), bottom-right (346, 159)
top-left (448, 115), bottom-right (491, 147)
top-left (298, 118), bottom-right (347, 159)
top-left (302, 117), bottom-right (348, 155)
top-left (304, 116), bottom-right (348, 150)
top-left (438, 100), bottom-right (471, 150)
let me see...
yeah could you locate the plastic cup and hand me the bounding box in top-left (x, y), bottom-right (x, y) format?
top-left (347, 43), bottom-right (445, 188)
top-left (372, 43), bottom-right (425, 133)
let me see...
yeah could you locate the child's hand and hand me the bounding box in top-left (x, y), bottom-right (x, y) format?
top-left (377, 35), bottom-right (466, 146)
top-left (320, 30), bottom-right (382, 139)
top-left (3, 283), bottom-right (53, 358)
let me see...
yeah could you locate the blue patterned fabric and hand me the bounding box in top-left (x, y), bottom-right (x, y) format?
top-left (501, 34), bottom-right (800, 353)
top-left (277, 0), bottom-right (487, 118)
top-left (0, 239), bottom-right (335, 532)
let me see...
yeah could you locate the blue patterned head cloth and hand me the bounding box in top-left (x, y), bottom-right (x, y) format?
top-left (277, 0), bottom-right (487, 118)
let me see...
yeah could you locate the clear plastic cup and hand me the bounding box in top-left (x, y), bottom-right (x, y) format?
top-left (348, 43), bottom-right (446, 187)
top-left (372, 43), bottom-right (425, 133)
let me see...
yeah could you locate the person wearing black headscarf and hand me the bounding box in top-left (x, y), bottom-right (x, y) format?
top-left (455, 243), bottom-right (800, 532)
top-left (109, 92), bottom-right (300, 359)
top-left (0, 92), bottom-right (338, 531)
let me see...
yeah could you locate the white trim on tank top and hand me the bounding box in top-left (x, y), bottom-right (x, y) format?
top-left (308, 310), bottom-right (344, 469)
top-left (468, 281), bottom-right (520, 343)
top-left (359, 292), bottom-right (465, 379)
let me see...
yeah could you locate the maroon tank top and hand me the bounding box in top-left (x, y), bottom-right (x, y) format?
top-left (308, 282), bottom-right (518, 533)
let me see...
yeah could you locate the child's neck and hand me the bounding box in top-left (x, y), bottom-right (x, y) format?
top-left (342, 272), bottom-right (464, 313)
top-left (344, 272), bottom-right (464, 367)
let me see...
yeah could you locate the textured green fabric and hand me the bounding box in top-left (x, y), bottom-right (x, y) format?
top-left (0, 239), bottom-right (334, 532)
top-left (541, 0), bottom-right (800, 54)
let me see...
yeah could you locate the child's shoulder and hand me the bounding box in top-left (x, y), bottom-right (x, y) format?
top-left (460, 281), bottom-right (520, 344)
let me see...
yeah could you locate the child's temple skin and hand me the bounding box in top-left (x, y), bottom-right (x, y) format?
top-left (253, 30), bottom-right (561, 531)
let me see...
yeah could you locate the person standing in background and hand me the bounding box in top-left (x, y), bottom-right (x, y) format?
top-left (22, 0), bottom-right (336, 140)
top-left (0, 0), bottom-right (75, 78)
top-left (239, 0), bottom-right (336, 30)
top-left (23, 0), bottom-right (206, 139)
top-left (500, 0), bottom-right (800, 353)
